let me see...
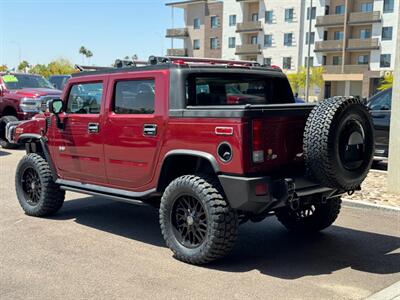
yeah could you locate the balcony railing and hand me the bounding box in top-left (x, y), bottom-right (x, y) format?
top-left (167, 48), bottom-right (188, 56)
top-left (236, 21), bottom-right (263, 33)
top-left (324, 65), bottom-right (369, 74)
top-left (235, 44), bottom-right (262, 55)
top-left (347, 38), bottom-right (380, 50)
top-left (316, 14), bottom-right (345, 27)
top-left (314, 40), bottom-right (344, 52)
top-left (348, 11), bottom-right (381, 24)
top-left (166, 28), bottom-right (189, 38)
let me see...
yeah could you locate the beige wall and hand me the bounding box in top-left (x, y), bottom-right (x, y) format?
top-left (204, 2), bottom-right (223, 58)
top-left (349, 51), bottom-right (370, 64)
top-left (185, 3), bottom-right (206, 57)
top-left (350, 25), bottom-right (372, 38)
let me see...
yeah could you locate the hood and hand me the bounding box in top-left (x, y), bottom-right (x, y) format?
top-left (11, 88), bottom-right (62, 98)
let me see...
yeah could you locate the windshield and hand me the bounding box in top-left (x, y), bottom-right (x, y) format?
top-left (187, 73), bottom-right (294, 106)
top-left (1, 74), bottom-right (55, 90)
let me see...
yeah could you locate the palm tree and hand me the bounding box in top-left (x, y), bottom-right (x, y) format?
top-left (79, 46), bottom-right (87, 64)
top-left (85, 50), bottom-right (93, 65)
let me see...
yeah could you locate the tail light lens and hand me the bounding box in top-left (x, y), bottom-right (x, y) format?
top-left (252, 120), bottom-right (264, 163)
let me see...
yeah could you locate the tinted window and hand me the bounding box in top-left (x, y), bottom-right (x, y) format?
top-left (114, 80), bottom-right (155, 114)
top-left (66, 82), bottom-right (103, 114)
top-left (369, 89), bottom-right (392, 110)
top-left (186, 74), bottom-right (294, 106)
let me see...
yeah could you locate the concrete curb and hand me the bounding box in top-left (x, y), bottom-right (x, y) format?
top-left (365, 280), bottom-right (400, 300)
top-left (342, 199), bottom-right (400, 213)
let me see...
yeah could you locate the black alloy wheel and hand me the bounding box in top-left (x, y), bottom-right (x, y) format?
top-left (171, 195), bottom-right (208, 248)
top-left (21, 167), bottom-right (42, 206)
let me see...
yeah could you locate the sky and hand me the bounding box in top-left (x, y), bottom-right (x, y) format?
top-left (0, 0), bottom-right (184, 68)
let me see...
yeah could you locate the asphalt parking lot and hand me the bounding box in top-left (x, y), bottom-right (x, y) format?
top-left (1, 149), bottom-right (399, 300)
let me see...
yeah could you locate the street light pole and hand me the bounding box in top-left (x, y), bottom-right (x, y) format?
top-left (305, 0), bottom-right (313, 102)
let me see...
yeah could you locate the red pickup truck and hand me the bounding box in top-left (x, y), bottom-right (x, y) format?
top-left (7, 57), bottom-right (374, 265)
top-left (0, 72), bottom-right (61, 148)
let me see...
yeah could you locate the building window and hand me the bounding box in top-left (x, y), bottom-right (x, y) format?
top-left (360, 29), bottom-right (371, 39)
top-left (194, 18), bottom-right (200, 29)
top-left (383, 0), bottom-right (394, 13)
top-left (305, 57), bottom-right (314, 67)
top-left (380, 54), bottom-right (391, 67)
top-left (193, 39), bottom-right (200, 50)
top-left (251, 13), bottom-right (259, 21)
top-left (228, 37), bottom-right (236, 48)
top-left (284, 33), bottom-right (293, 46)
top-left (285, 8), bottom-right (294, 22)
top-left (332, 56), bottom-right (342, 65)
top-left (307, 7), bottom-right (316, 20)
top-left (382, 27), bottom-right (393, 40)
top-left (283, 57), bottom-right (292, 69)
top-left (357, 55), bottom-right (369, 64)
top-left (229, 15), bottom-right (236, 26)
top-left (210, 37), bottom-right (219, 49)
top-left (335, 5), bottom-right (345, 14)
top-left (265, 10), bottom-right (273, 23)
top-left (263, 57), bottom-right (272, 66)
top-left (264, 34), bottom-right (272, 47)
top-left (334, 31), bottom-right (344, 40)
top-left (250, 35), bottom-right (258, 45)
top-left (361, 2), bottom-right (373, 12)
top-left (211, 16), bottom-right (219, 28)
top-left (305, 32), bottom-right (315, 44)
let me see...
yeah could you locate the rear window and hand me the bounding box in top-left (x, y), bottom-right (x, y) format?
top-left (186, 74), bottom-right (294, 106)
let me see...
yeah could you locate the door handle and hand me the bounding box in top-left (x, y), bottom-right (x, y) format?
top-left (143, 124), bottom-right (157, 136)
top-left (88, 123), bottom-right (99, 133)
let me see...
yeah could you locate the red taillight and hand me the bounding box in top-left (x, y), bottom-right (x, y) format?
top-left (252, 120), bottom-right (264, 163)
top-left (255, 183), bottom-right (268, 196)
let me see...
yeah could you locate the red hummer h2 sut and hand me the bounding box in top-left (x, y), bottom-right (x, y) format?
top-left (0, 72), bottom-right (61, 148)
top-left (7, 57), bottom-right (374, 264)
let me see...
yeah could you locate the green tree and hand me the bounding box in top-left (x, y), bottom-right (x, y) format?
top-left (311, 66), bottom-right (324, 89)
top-left (29, 64), bottom-right (49, 77)
top-left (378, 73), bottom-right (393, 91)
top-left (0, 65), bottom-right (7, 72)
top-left (287, 67), bottom-right (306, 94)
top-left (18, 60), bottom-right (30, 72)
top-left (79, 46), bottom-right (87, 64)
top-left (85, 50), bottom-right (93, 65)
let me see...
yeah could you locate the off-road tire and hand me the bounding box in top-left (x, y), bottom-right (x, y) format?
top-left (304, 97), bottom-right (374, 190)
top-left (276, 197), bottom-right (341, 233)
top-left (0, 115), bottom-right (19, 149)
top-left (160, 174), bottom-right (238, 265)
top-left (15, 153), bottom-right (65, 216)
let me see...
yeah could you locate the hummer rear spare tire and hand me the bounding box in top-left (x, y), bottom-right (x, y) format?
top-left (303, 97), bottom-right (374, 191)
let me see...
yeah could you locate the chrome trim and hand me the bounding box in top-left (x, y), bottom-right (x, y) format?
top-left (5, 121), bottom-right (22, 143)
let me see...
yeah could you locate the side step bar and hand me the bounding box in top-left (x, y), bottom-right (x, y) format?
top-left (57, 179), bottom-right (157, 206)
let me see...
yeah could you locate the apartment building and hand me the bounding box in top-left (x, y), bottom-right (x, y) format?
top-left (165, 0), bottom-right (398, 98)
top-left (301, 0), bottom-right (399, 98)
top-left (165, 0), bottom-right (223, 58)
top-left (222, 0), bottom-right (305, 72)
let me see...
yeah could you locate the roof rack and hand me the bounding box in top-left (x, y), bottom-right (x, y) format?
top-left (148, 55), bottom-right (261, 67)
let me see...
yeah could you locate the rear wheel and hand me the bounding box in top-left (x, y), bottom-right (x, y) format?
top-left (276, 197), bottom-right (341, 233)
top-left (0, 115), bottom-right (19, 149)
top-left (160, 174), bottom-right (238, 264)
top-left (15, 153), bottom-right (65, 216)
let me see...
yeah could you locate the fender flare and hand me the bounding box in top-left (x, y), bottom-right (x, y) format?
top-left (17, 133), bottom-right (42, 144)
top-left (162, 149), bottom-right (220, 173)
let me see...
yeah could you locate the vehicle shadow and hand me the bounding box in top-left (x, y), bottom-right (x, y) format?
top-left (0, 150), bottom-right (11, 157)
top-left (52, 196), bottom-right (400, 279)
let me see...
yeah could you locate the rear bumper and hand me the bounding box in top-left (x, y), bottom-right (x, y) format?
top-left (218, 174), bottom-right (335, 214)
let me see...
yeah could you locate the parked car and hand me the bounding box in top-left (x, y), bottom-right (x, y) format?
top-left (48, 75), bottom-right (71, 91)
top-left (0, 72), bottom-right (61, 148)
top-left (367, 88), bottom-right (392, 160)
top-left (7, 56), bottom-right (374, 265)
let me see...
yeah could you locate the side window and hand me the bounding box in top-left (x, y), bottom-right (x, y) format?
top-left (66, 82), bottom-right (103, 114)
top-left (114, 79), bottom-right (155, 114)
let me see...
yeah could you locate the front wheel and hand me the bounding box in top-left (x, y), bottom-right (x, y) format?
top-left (276, 197), bottom-right (341, 233)
top-left (15, 153), bottom-right (65, 216)
top-left (159, 174), bottom-right (238, 265)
